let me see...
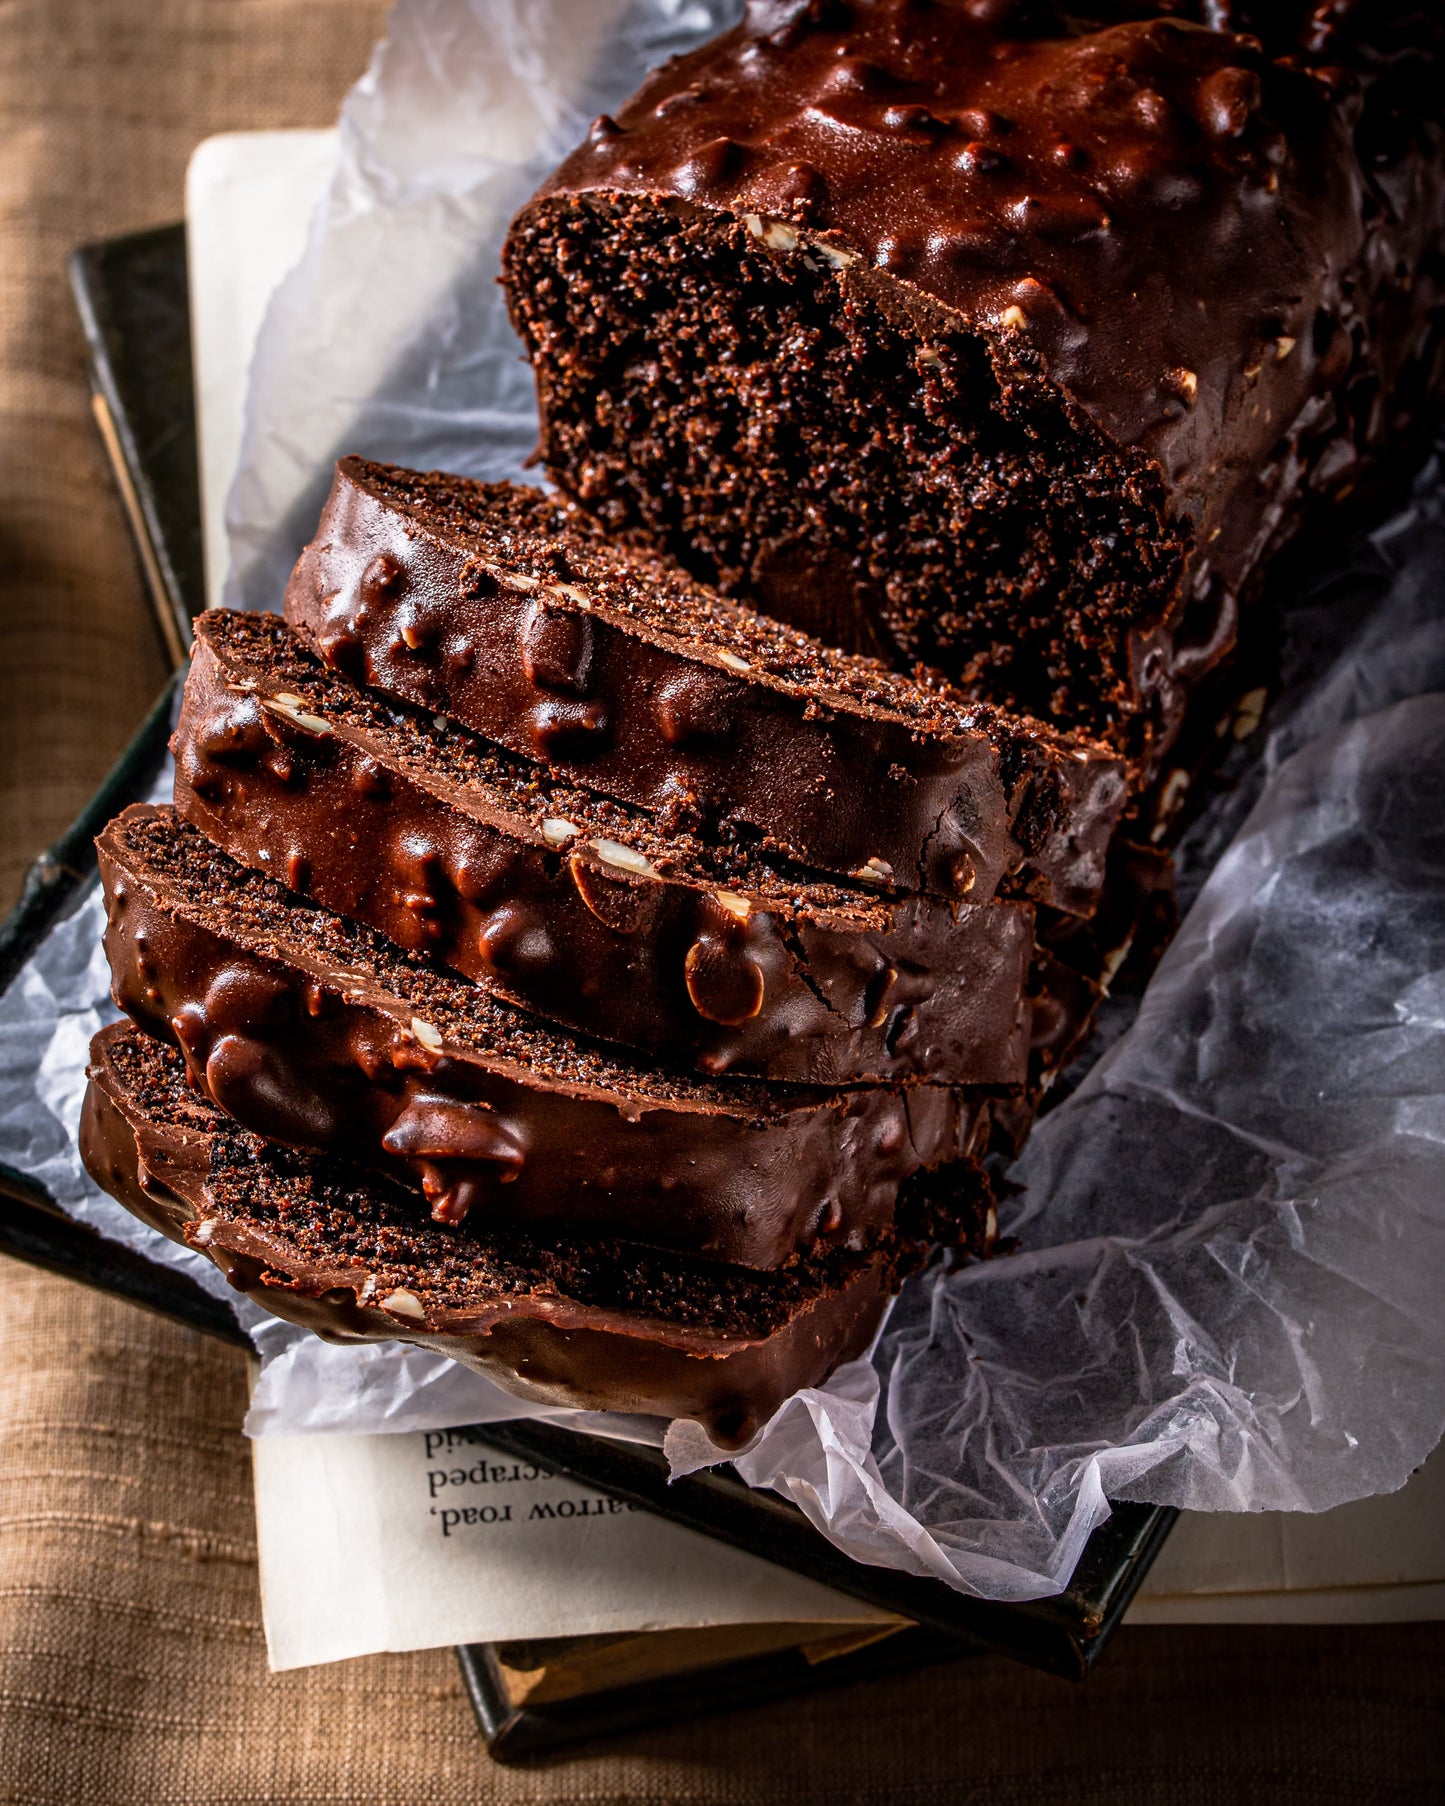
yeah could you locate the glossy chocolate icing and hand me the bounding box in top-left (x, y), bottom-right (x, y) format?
top-left (81, 1024), bottom-right (908, 1446)
top-left (284, 458), bottom-right (1126, 915)
top-left (508, 0), bottom-right (1445, 766)
top-left (176, 609), bottom-right (1038, 1086)
top-left (100, 807), bottom-right (992, 1269)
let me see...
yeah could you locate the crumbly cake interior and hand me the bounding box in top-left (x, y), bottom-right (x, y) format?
top-left (204, 611), bottom-right (899, 920)
top-left (105, 1028), bottom-right (881, 1334)
top-left (117, 809), bottom-right (793, 1113)
top-left (351, 458), bottom-right (1051, 742)
top-left (505, 196), bottom-right (1186, 744)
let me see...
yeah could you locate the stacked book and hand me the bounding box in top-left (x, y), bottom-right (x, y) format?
top-left (78, 0), bottom-right (1443, 1446)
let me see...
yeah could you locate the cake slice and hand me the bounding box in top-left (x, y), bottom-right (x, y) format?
top-left (284, 457), bottom-right (1125, 915)
top-left (176, 608), bottom-right (1037, 1086)
top-left (82, 1023), bottom-right (922, 1446)
top-left (100, 806), bottom-right (992, 1269)
top-left (503, 2), bottom-right (1445, 773)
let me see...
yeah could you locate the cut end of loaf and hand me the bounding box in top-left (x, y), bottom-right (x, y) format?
top-left (505, 193), bottom-right (1186, 750)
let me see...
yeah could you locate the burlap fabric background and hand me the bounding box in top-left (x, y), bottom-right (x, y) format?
top-left (0, 2), bottom-right (1441, 1799)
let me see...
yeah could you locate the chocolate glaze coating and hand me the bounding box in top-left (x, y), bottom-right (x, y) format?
top-left (177, 610), bottom-right (1037, 1086)
top-left (100, 807), bottom-right (991, 1269)
top-left (284, 458), bottom-right (1126, 915)
top-left (508, 0), bottom-right (1444, 767)
top-left (81, 1024), bottom-right (906, 1446)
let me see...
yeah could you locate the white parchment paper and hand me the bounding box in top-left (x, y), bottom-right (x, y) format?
top-left (2, 0), bottom-right (1442, 1604)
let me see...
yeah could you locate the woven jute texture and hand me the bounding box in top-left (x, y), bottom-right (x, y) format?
top-left (0, 1262), bottom-right (1442, 1806)
top-left (0, 0), bottom-right (391, 911)
top-left (1, 3), bottom-right (1442, 1801)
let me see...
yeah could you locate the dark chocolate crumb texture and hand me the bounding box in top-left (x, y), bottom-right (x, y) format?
top-left (83, 1023), bottom-right (926, 1445)
top-left (100, 806), bottom-right (992, 1269)
top-left (283, 457), bottom-right (1126, 915)
top-left (505, 0), bottom-right (1445, 771)
top-left (177, 609), bottom-right (1038, 1086)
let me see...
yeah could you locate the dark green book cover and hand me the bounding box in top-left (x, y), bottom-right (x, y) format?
top-left (69, 223), bottom-right (204, 669)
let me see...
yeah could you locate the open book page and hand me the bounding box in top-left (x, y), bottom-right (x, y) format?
top-left (253, 1414), bottom-right (1443, 1670)
top-left (1130, 1453), bottom-right (1445, 1626)
top-left (252, 1424), bottom-right (895, 1671)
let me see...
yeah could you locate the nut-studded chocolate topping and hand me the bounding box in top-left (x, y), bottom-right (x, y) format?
top-left (176, 609), bottom-right (1039, 1085)
top-left (506, 0), bottom-right (1444, 768)
top-left (100, 806), bottom-right (992, 1269)
top-left (82, 1023), bottom-right (933, 1447)
top-left (284, 457), bottom-right (1126, 916)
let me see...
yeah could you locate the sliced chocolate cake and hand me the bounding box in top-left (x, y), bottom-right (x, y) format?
top-left (101, 806), bottom-right (993, 1269)
top-left (83, 1024), bottom-right (921, 1446)
top-left (177, 608), bottom-right (1037, 1086)
top-left (88, 0), bottom-right (1435, 1441)
top-left (285, 457), bottom-right (1125, 915)
top-left (503, 0), bottom-right (1445, 771)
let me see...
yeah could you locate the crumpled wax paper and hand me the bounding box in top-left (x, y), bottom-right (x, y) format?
top-left (226, 0), bottom-right (743, 614)
top-left (1, 0), bottom-right (1441, 1603)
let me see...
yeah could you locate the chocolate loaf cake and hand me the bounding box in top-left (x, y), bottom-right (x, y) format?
top-left (177, 609), bottom-right (1037, 1086)
top-left (284, 456), bottom-right (1125, 914)
top-left (503, 0), bottom-right (1445, 770)
top-left (83, 1023), bottom-right (916, 1445)
top-left (90, 1), bottom-right (1424, 1441)
top-left (101, 806), bottom-right (992, 1268)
